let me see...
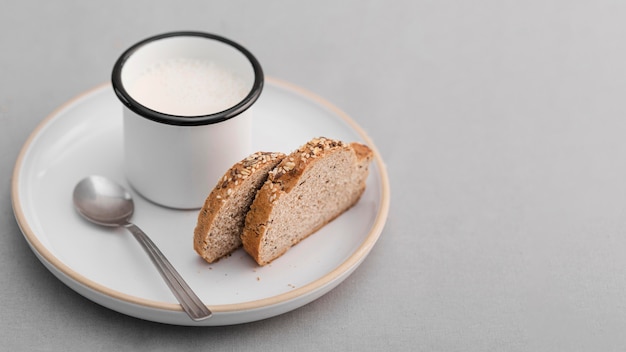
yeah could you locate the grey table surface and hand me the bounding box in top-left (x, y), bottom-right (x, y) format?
top-left (3, 1), bottom-right (626, 351)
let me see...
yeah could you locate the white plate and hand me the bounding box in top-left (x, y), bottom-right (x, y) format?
top-left (11, 78), bottom-right (390, 326)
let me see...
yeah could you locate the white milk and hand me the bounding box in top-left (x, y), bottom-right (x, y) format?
top-left (128, 58), bottom-right (249, 116)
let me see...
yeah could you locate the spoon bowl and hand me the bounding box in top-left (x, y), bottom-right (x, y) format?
top-left (73, 175), bottom-right (134, 226)
top-left (72, 175), bottom-right (212, 321)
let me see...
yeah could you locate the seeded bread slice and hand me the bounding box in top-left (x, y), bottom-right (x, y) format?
top-left (242, 137), bottom-right (374, 266)
top-left (194, 151), bottom-right (286, 263)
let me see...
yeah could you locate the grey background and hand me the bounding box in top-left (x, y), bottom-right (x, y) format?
top-left (2, 1), bottom-right (626, 351)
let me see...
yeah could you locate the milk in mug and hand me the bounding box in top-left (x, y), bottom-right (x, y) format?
top-left (127, 58), bottom-right (249, 117)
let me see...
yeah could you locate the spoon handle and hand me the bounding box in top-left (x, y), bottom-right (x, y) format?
top-left (124, 223), bottom-right (212, 321)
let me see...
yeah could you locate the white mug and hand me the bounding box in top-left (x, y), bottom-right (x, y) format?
top-left (111, 31), bottom-right (263, 209)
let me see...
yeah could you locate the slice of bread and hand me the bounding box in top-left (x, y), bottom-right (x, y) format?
top-left (242, 137), bottom-right (374, 266)
top-left (194, 151), bottom-right (286, 263)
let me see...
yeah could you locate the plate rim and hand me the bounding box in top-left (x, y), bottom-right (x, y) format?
top-left (11, 77), bottom-right (391, 315)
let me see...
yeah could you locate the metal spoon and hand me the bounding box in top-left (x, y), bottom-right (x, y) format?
top-left (72, 175), bottom-right (212, 321)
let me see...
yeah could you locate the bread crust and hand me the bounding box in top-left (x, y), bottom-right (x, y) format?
top-left (242, 137), bottom-right (373, 265)
top-left (194, 151), bottom-right (286, 263)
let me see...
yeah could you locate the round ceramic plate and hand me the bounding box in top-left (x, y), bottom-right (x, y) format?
top-left (11, 78), bottom-right (390, 326)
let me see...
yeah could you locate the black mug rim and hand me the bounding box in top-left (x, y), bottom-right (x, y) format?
top-left (111, 31), bottom-right (264, 126)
